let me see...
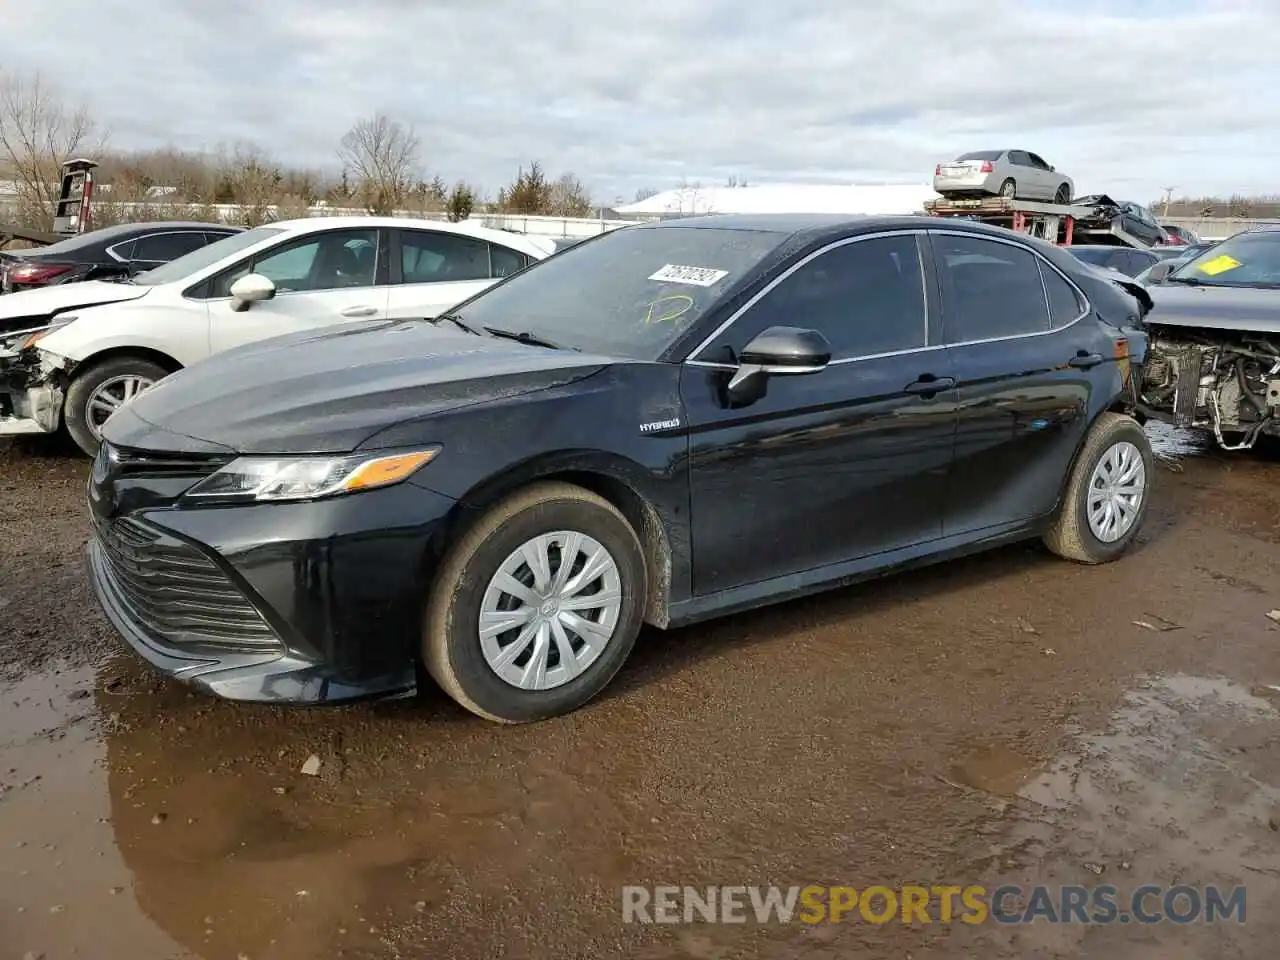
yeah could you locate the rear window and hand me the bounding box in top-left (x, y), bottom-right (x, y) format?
top-left (957, 151), bottom-right (1003, 161)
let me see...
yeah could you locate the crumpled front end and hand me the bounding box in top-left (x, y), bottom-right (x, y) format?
top-left (0, 347), bottom-right (71, 436)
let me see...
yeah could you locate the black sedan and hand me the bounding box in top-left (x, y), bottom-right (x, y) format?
top-left (87, 214), bottom-right (1154, 723)
top-left (0, 221), bottom-right (243, 292)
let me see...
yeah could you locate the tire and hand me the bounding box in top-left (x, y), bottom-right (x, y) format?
top-left (1044, 413), bottom-right (1153, 564)
top-left (423, 481), bottom-right (649, 723)
top-left (999, 178), bottom-right (1017, 199)
top-left (1054, 184), bottom-right (1071, 204)
top-left (64, 356), bottom-right (169, 457)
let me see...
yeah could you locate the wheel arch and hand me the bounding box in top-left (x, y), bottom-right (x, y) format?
top-left (68, 345), bottom-right (184, 380)
top-left (438, 451), bottom-right (676, 629)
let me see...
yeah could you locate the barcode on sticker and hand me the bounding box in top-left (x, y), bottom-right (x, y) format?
top-left (648, 264), bottom-right (729, 287)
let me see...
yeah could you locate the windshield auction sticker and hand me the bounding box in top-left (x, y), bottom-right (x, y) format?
top-left (1196, 254), bottom-right (1242, 276)
top-left (649, 264), bottom-right (730, 287)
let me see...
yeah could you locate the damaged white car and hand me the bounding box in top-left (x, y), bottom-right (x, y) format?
top-left (0, 216), bottom-right (554, 455)
top-left (1136, 228), bottom-right (1280, 450)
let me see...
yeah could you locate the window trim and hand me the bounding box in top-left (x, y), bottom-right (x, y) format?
top-left (105, 230), bottom-right (209, 263)
top-left (684, 228), bottom-right (1091, 370)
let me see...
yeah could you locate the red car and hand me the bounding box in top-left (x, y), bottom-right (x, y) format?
top-left (1160, 225), bottom-right (1200, 246)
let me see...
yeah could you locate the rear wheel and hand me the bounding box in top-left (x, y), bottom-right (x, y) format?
top-left (1044, 413), bottom-right (1153, 563)
top-left (422, 481), bottom-right (648, 723)
top-left (999, 178), bottom-right (1017, 199)
top-left (64, 356), bottom-right (168, 457)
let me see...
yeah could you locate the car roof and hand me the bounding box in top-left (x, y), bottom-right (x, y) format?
top-left (632, 212), bottom-right (1067, 247)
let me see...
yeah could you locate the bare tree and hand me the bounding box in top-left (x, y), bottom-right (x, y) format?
top-left (547, 173), bottom-right (591, 217)
top-left (0, 70), bottom-right (104, 229)
top-left (337, 112), bottom-right (422, 215)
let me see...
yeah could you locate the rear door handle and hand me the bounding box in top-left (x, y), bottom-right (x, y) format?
top-left (903, 375), bottom-right (957, 397)
top-left (1068, 352), bottom-right (1105, 369)
top-left (341, 306), bottom-right (378, 318)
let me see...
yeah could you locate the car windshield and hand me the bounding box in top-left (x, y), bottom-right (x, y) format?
top-left (1067, 247), bottom-right (1114, 266)
top-left (1167, 231), bottom-right (1280, 288)
top-left (957, 150), bottom-right (1002, 161)
top-left (444, 224), bottom-right (789, 360)
top-left (129, 226), bottom-right (284, 286)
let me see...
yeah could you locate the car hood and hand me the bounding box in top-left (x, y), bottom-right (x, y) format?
top-left (0, 278), bottom-right (148, 318)
top-left (104, 319), bottom-right (614, 455)
top-left (1145, 283), bottom-right (1280, 334)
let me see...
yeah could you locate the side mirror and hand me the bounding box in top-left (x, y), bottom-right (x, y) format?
top-left (229, 273), bottom-right (276, 312)
top-left (726, 326), bottom-right (831, 402)
top-left (1145, 261), bottom-right (1177, 284)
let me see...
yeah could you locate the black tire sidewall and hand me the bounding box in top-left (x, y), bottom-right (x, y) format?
top-left (437, 498), bottom-right (647, 722)
top-left (64, 357), bottom-right (169, 456)
top-left (1072, 420), bottom-right (1153, 561)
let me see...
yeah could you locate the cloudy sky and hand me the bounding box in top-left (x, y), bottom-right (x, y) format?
top-left (3, 0), bottom-right (1278, 204)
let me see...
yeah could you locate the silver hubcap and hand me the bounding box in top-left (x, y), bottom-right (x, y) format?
top-left (479, 531), bottom-right (623, 691)
top-left (87, 375), bottom-right (155, 436)
top-left (1087, 440), bottom-right (1146, 543)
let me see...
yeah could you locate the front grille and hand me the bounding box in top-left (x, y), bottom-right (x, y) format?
top-left (101, 442), bottom-right (233, 478)
top-left (94, 515), bottom-right (280, 652)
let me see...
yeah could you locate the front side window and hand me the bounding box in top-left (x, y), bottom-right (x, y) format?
top-left (700, 234), bottom-right (928, 362)
top-left (210, 230), bottom-right (379, 297)
top-left (934, 234), bottom-right (1050, 343)
top-left (400, 231), bottom-right (490, 283)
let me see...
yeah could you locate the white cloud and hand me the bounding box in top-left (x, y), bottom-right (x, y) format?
top-left (2, 0), bottom-right (1277, 204)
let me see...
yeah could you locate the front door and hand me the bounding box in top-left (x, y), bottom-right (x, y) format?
top-left (681, 231), bottom-right (958, 596)
top-left (206, 228), bottom-right (390, 357)
top-left (927, 230), bottom-right (1102, 535)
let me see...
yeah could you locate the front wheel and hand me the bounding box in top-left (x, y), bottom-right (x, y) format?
top-left (63, 356), bottom-right (168, 457)
top-left (1054, 184), bottom-right (1071, 204)
top-left (422, 481), bottom-right (648, 723)
top-left (1044, 413), bottom-right (1153, 563)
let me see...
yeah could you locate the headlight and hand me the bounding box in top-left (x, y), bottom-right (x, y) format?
top-left (19, 315), bottom-right (78, 350)
top-left (184, 447), bottom-right (440, 503)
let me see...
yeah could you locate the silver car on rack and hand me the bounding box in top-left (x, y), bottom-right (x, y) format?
top-left (933, 149), bottom-right (1074, 203)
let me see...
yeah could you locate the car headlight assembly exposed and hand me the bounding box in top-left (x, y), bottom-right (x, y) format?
top-left (183, 447), bottom-right (440, 503)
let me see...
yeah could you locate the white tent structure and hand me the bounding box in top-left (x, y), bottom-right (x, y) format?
top-left (615, 183), bottom-right (942, 218)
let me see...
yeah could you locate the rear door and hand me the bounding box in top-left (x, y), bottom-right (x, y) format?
top-left (681, 230), bottom-right (958, 595)
top-left (205, 227), bottom-right (391, 357)
top-left (387, 229), bottom-right (529, 320)
top-left (928, 230), bottom-right (1106, 534)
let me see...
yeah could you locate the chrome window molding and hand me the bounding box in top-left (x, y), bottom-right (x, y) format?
top-left (683, 227), bottom-right (1093, 370)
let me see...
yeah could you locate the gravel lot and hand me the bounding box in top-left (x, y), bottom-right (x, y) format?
top-left (2, 429), bottom-right (1279, 960)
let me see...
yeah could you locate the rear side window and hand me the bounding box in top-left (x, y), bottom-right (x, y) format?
top-left (400, 230), bottom-right (491, 283)
top-left (132, 231), bottom-right (207, 262)
top-left (934, 234), bottom-right (1050, 343)
top-left (1038, 261), bottom-right (1085, 328)
top-left (490, 243), bottom-right (531, 278)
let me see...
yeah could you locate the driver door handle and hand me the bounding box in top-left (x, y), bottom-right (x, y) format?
top-left (903, 375), bottom-right (956, 397)
top-left (341, 306), bottom-right (378, 318)
top-left (1068, 352), bottom-right (1105, 369)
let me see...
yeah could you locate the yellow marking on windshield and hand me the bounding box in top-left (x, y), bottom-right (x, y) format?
top-left (1196, 254), bottom-right (1242, 276)
top-left (643, 294), bottom-right (694, 325)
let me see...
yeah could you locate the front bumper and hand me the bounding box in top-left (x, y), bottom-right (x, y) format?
top-left (0, 348), bottom-right (63, 435)
top-left (86, 479), bottom-right (463, 704)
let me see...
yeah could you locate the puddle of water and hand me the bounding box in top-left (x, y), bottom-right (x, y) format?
top-left (0, 663), bottom-right (193, 960)
top-left (942, 674), bottom-right (1280, 956)
top-left (949, 744), bottom-right (1036, 797)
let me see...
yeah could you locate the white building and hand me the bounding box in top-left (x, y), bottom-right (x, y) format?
top-left (615, 183), bottom-right (941, 218)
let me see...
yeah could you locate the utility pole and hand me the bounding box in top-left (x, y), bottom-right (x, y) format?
top-left (1161, 186), bottom-right (1177, 216)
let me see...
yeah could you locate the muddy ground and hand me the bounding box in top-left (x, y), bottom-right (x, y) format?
top-left (1, 428), bottom-right (1279, 960)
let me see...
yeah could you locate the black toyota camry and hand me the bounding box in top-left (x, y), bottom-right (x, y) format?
top-left (87, 214), bottom-right (1154, 724)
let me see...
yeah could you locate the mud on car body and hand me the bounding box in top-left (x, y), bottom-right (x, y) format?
top-left (86, 213), bottom-right (1153, 725)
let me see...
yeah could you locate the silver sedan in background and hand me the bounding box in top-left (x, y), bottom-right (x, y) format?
top-left (933, 149), bottom-right (1075, 203)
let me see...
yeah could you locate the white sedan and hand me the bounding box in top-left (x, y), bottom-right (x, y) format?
top-left (0, 216), bottom-right (555, 455)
